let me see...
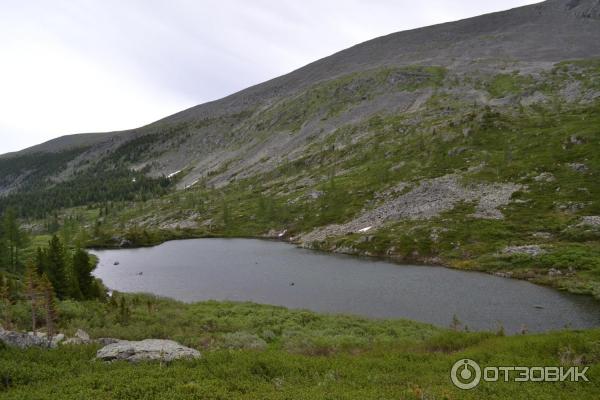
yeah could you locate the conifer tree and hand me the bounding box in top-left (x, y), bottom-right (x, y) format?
top-left (72, 248), bottom-right (94, 299)
top-left (0, 275), bottom-right (12, 330)
top-left (222, 201), bottom-right (230, 229)
top-left (118, 296), bottom-right (130, 325)
top-left (40, 274), bottom-right (58, 344)
top-left (45, 235), bottom-right (68, 299)
top-left (24, 264), bottom-right (41, 334)
top-left (2, 208), bottom-right (27, 272)
top-left (35, 247), bottom-right (47, 275)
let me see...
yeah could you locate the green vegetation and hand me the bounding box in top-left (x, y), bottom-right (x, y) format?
top-left (1, 60), bottom-right (600, 398)
top-left (1, 63), bottom-right (597, 302)
top-left (0, 148), bottom-right (86, 192)
top-left (1, 294), bottom-right (600, 399)
top-left (0, 208), bottom-right (29, 274)
top-left (71, 90), bottom-right (598, 296)
top-left (0, 167), bottom-right (174, 219)
top-left (33, 235), bottom-right (104, 300)
top-left (1, 212), bottom-right (104, 334)
top-left (14, 80), bottom-right (597, 295)
top-left (485, 72), bottom-right (533, 98)
top-left (259, 65), bottom-right (446, 133)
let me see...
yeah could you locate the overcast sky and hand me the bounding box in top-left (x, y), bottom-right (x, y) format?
top-left (0, 0), bottom-right (541, 154)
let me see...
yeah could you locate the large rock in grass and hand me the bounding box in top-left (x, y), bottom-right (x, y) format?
top-left (502, 245), bottom-right (546, 256)
top-left (0, 328), bottom-right (47, 348)
top-left (96, 339), bottom-right (201, 362)
top-left (0, 327), bottom-right (64, 348)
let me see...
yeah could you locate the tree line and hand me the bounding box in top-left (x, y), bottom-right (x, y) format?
top-left (0, 166), bottom-right (173, 219)
top-left (0, 208), bottom-right (29, 273)
top-left (34, 235), bottom-right (104, 301)
top-left (0, 209), bottom-right (104, 334)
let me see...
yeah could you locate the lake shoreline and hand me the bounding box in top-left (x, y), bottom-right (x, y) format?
top-left (86, 229), bottom-right (600, 302)
top-left (91, 237), bottom-right (600, 334)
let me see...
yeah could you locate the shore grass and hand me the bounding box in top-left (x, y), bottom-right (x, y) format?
top-left (1, 294), bottom-right (600, 399)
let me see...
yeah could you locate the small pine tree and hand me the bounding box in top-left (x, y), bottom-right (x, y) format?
top-left (118, 297), bottom-right (130, 325)
top-left (450, 314), bottom-right (462, 331)
top-left (496, 323), bottom-right (505, 337)
top-left (108, 292), bottom-right (118, 308)
top-left (146, 299), bottom-right (154, 314)
top-left (35, 247), bottom-right (47, 275)
top-left (40, 274), bottom-right (58, 345)
top-left (222, 201), bottom-right (230, 229)
top-left (2, 207), bottom-right (27, 273)
top-left (0, 275), bottom-right (13, 330)
top-left (24, 264), bottom-right (41, 334)
top-left (72, 248), bottom-right (94, 298)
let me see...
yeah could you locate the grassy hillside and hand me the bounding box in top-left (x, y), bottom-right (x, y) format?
top-left (8, 60), bottom-right (595, 298)
top-left (1, 3), bottom-right (600, 398)
top-left (1, 294), bottom-right (600, 399)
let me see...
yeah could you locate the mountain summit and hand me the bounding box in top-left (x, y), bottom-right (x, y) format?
top-left (4, 0), bottom-right (600, 161)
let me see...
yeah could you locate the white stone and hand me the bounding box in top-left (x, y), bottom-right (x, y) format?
top-left (75, 329), bottom-right (90, 342)
top-left (96, 339), bottom-right (201, 362)
top-left (502, 245), bottom-right (546, 256)
top-left (580, 216), bottom-right (600, 227)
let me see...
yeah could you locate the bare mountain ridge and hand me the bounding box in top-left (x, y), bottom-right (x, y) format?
top-left (7, 0), bottom-right (600, 150)
top-left (2, 0), bottom-right (600, 195)
top-left (164, 0), bottom-right (600, 122)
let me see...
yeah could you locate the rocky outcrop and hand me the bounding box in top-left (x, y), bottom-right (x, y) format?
top-left (568, 162), bottom-right (588, 172)
top-left (502, 245), bottom-right (547, 256)
top-left (1, 327), bottom-right (124, 349)
top-left (580, 216), bottom-right (600, 227)
top-left (533, 172), bottom-right (556, 182)
top-left (301, 175), bottom-right (521, 244)
top-left (75, 328), bottom-right (90, 341)
top-left (62, 329), bottom-right (93, 345)
top-left (96, 339), bottom-right (201, 362)
top-left (0, 328), bottom-right (63, 348)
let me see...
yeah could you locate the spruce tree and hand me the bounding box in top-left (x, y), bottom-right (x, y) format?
top-left (0, 275), bottom-right (12, 330)
top-left (0, 229), bottom-right (7, 271)
top-left (2, 208), bottom-right (27, 272)
top-left (24, 264), bottom-right (41, 334)
top-left (72, 248), bottom-right (93, 299)
top-left (40, 274), bottom-right (58, 344)
top-left (35, 247), bottom-right (48, 275)
top-left (45, 235), bottom-right (68, 299)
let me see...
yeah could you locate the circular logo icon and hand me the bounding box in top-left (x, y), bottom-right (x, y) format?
top-left (451, 359), bottom-right (481, 390)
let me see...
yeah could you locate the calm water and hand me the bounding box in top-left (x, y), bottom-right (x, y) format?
top-left (91, 238), bottom-right (600, 334)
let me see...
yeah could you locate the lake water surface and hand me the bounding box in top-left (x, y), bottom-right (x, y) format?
top-left (91, 238), bottom-right (600, 334)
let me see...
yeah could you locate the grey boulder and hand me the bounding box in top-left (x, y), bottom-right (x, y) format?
top-left (96, 339), bottom-right (201, 362)
top-left (0, 328), bottom-right (61, 348)
top-left (61, 329), bottom-right (91, 345)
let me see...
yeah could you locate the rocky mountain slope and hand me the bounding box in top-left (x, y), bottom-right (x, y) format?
top-left (1, 0), bottom-right (599, 295)
top-left (3, 0), bottom-right (600, 187)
